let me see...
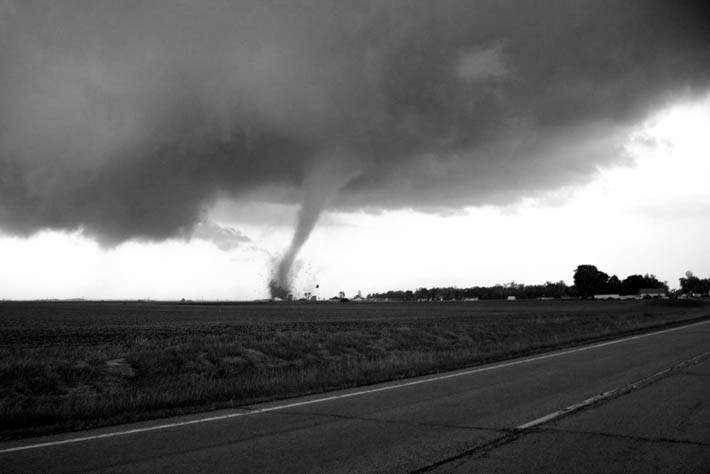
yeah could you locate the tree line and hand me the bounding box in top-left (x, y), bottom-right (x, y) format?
top-left (571, 265), bottom-right (667, 299)
top-left (366, 265), bottom-right (707, 301)
top-left (368, 281), bottom-right (570, 302)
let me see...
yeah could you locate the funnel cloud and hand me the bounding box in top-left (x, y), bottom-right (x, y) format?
top-left (1, 1), bottom-right (709, 258)
top-left (270, 151), bottom-right (361, 298)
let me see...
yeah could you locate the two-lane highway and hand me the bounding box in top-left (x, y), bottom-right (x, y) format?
top-left (2, 320), bottom-right (709, 473)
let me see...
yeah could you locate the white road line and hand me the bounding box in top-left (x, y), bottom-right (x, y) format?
top-left (516, 350), bottom-right (710, 430)
top-left (1, 319), bottom-right (708, 454)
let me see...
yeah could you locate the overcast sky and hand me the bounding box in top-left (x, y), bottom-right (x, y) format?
top-left (1, 1), bottom-right (709, 300)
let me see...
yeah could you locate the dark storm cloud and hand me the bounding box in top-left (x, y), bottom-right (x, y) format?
top-left (1, 0), bottom-right (709, 242)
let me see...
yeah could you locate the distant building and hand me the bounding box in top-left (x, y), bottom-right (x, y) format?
top-left (507, 296), bottom-right (516, 301)
top-left (593, 294), bottom-right (620, 300)
top-left (638, 288), bottom-right (666, 299)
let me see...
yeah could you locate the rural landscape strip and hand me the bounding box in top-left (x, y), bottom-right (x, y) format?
top-left (411, 348), bottom-right (710, 473)
top-left (4, 300), bottom-right (707, 440)
top-left (2, 318), bottom-right (708, 455)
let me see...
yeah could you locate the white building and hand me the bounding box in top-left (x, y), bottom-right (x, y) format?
top-left (593, 294), bottom-right (620, 300)
top-left (638, 288), bottom-right (667, 298)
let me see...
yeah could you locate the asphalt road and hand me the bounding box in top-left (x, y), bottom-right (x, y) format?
top-left (2, 321), bottom-right (709, 474)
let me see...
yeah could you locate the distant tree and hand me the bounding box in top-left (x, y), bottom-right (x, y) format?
top-left (679, 271), bottom-right (710, 295)
top-left (540, 280), bottom-right (568, 298)
top-left (620, 274), bottom-right (645, 295)
top-left (606, 275), bottom-right (622, 294)
top-left (414, 287), bottom-right (429, 300)
top-left (618, 273), bottom-right (665, 295)
top-left (490, 284), bottom-right (504, 300)
top-left (679, 271), bottom-right (700, 294)
top-left (573, 265), bottom-right (609, 298)
top-left (641, 273), bottom-right (666, 290)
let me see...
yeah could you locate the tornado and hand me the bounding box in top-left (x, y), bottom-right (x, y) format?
top-left (269, 152), bottom-right (360, 299)
top-left (268, 196), bottom-right (323, 299)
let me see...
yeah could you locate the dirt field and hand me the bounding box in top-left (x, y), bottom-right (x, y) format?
top-left (1, 298), bottom-right (708, 439)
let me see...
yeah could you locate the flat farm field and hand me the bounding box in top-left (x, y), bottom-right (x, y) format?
top-left (1, 299), bottom-right (708, 439)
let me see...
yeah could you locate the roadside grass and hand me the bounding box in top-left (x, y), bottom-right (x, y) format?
top-left (1, 299), bottom-right (708, 439)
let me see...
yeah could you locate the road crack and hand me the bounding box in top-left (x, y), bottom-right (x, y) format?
top-left (541, 427), bottom-right (710, 447)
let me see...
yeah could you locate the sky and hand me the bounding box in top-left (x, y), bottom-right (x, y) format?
top-left (1, 1), bottom-right (709, 300)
